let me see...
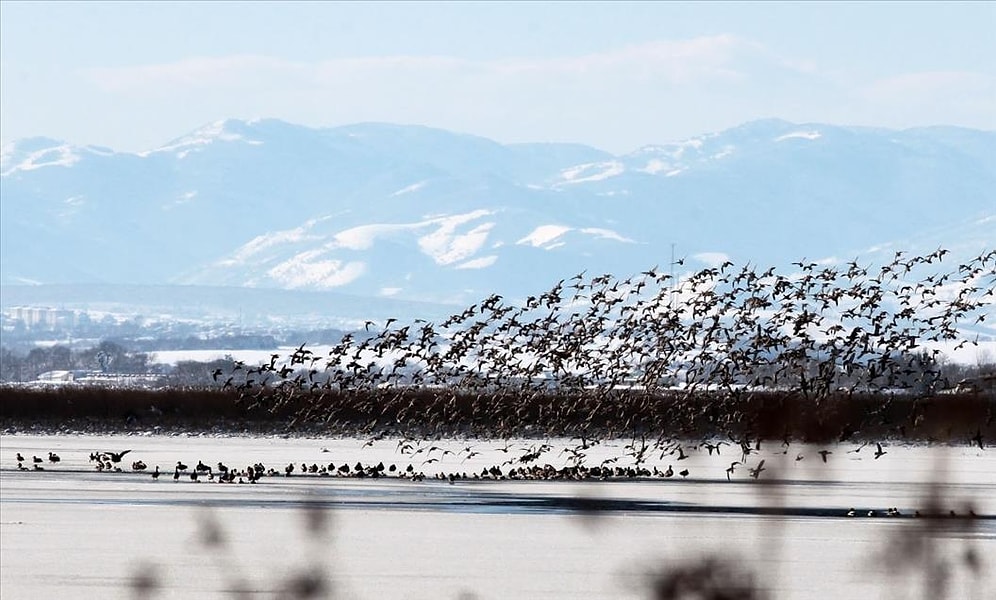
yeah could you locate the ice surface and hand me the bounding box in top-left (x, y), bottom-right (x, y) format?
top-left (1, 435), bottom-right (993, 599)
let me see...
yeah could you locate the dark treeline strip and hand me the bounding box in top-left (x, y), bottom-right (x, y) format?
top-left (2, 386), bottom-right (992, 444)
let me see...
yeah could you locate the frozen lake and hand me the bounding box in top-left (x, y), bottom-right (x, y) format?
top-left (1, 433), bottom-right (994, 599)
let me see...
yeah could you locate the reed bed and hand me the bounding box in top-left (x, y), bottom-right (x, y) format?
top-left (3, 385), bottom-right (992, 445)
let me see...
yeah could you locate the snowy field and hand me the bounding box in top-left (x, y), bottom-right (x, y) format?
top-left (147, 340), bottom-right (996, 368)
top-left (1, 434), bottom-right (994, 599)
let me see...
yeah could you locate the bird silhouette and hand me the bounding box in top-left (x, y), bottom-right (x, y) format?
top-left (873, 443), bottom-right (887, 459)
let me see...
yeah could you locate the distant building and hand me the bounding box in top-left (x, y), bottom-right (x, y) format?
top-left (33, 369), bottom-right (164, 387)
top-left (5, 306), bottom-right (87, 330)
top-left (35, 370), bottom-right (81, 383)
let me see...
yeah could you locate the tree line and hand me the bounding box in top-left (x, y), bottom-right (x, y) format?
top-left (0, 341), bottom-right (232, 386)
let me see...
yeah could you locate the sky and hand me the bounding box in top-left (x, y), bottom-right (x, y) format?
top-left (1, 1), bottom-right (994, 154)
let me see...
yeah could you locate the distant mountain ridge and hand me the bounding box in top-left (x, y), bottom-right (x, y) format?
top-left (2, 118), bottom-right (993, 306)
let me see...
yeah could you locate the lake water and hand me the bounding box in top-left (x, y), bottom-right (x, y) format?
top-left (1, 434), bottom-right (993, 599)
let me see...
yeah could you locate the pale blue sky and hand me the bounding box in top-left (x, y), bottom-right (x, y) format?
top-left (2, 1), bottom-right (994, 153)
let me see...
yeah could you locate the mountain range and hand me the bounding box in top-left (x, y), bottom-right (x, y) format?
top-left (2, 118), bottom-right (993, 314)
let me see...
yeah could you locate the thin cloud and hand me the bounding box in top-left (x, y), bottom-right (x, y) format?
top-left (86, 55), bottom-right (301, 91)
top-left (67, 38), bottom-right (994, 152)
top-left (81, 35), bottom-right (772, 93)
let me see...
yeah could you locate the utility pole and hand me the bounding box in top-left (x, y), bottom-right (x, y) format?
top-left (670, 242), bottom-right (676, 310)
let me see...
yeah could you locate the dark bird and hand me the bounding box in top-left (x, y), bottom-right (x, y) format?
top-left (873, 443), bottom-right (887, 459)
top-left (106, 450), bottom-right (132, 463)
top-left (703, 442), bottom-right (725, 456)
top-left (48, 452), bottom-right (61, 463)
top-left (818, 450), bottom-right (832, 463)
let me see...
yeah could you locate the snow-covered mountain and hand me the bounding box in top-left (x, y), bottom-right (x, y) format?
top-left (2, 118), bottom-right (993, 306)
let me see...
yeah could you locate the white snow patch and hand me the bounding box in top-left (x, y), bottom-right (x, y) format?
top-left (640, 159), bottom-right (672, 175)
top-left (579, 228), bottom-right (636, 243)
top-left (557, 161), bottom-right (625, 184)
top-left (517, 225), bottom-right (572, 248)
top-left (775, 131), bottom-right (822, 142)
top-left (693, 252), bottom-right (731, 267)
top-left (455, 255), bottom-right (498, 270)
top-left (391, 181), bottom-right (428, 197)
top-left (221, 225), bottom-right (321, 265)
top-left (417, 211), bottom-right (494, 265)
top-left (149, 349), bottom-right (283, 366)
top-left (84, 145), bottom-right (114, 156)
top-left (267, 254), bottom-right (365, 289)
top-left (167, 191), bottom-right (198, 208)
top-left (8, 276), bottom-right (43, 285)
top-left (390, 181), bottom-right (427, 197)
top-left (334, 223), bottom-right (412, 250)
top-left (637, 138), bottom-right (706, 161)
top-left (862, 243), bottom-right (894, 254)
top-left (2, 145), bottom-right (81, 176)
top-left (711, 146), bottom-right (735, 159)
top-left (329, 210), bottom-right (495, 265)
top-left (142, 120), bottom-right (263, 157)
top-left (671, 139), bottom-right (704, 159)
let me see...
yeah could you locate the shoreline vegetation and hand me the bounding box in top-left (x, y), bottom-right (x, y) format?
top-left (2, 386), bottom-right (993, 445)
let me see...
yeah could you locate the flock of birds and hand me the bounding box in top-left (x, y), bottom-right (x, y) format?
top-left (1, 438), bottom-right (905, 485)
top-left (9, 434), bottom-right (985, 520)
top-left (202, 249), bottom-right (996, 441)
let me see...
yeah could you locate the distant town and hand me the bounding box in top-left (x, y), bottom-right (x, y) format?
top-left (0, 304), bottom-right (350, 385)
